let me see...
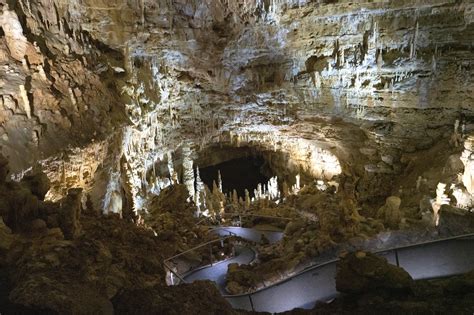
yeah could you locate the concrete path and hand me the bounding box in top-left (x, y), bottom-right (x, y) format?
top-left (212, 226), bottom-right (284, 244)
top-left (224, 235), bottom-right (474, 312)
top-left (183, 246), bottom-right (255, 293)
top-left (183, 227), bottom-right (283, 293)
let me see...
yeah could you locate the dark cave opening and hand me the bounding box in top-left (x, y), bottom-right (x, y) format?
top-left (199, 156), bottom-right (271, 199)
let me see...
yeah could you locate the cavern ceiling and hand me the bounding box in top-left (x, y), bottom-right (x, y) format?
top-left (0, 0), bottom-right (473, 313)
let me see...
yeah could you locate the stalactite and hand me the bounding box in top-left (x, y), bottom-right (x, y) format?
top-left (19, 85), bottom-right (31, 119)
top-left (37, 65), bottom-right (47, 81)
top-left (432, 54), bottom-right (437, 73)
top-left (68, 87), bottom-right (77, 109)
top-left (182, 146), bottom-right (195, 200)
top-left (21, 58), bottom-right (29, 71)
top-left (167, 151), bottom-right (176, 184)
top-left (377, 49), bottom-right (383, 70)
top-left (410, 21), bottom-right (419, 59)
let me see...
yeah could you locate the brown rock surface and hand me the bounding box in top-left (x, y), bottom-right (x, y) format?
top-left (336, 251), bottom-right (413, 294)
top-left (113, 281), bottom-right (237, 315)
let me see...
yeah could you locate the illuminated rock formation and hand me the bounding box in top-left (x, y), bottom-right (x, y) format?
top-left (0, 0), bottom-right (473, 312)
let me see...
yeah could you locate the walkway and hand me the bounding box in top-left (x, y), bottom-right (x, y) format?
top-left (212, 226), bottom-right (284, 244)
top-left (183, 227), bottom-right (283, 293)
top-left (183, 246), bottom-right (255, 293)
top-left (224, 235), bottom-right (474, 312)
top-left (171, 228), bottom-right (474, 313)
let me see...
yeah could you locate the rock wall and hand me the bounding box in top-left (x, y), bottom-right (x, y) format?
top-left (0, 0), bottom-right (473, 214)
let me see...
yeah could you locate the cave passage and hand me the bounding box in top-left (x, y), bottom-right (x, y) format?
top-left (199, 156), bottom-right (271, 198)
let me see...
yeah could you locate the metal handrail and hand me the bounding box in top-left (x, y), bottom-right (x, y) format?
top-left (163, 227), bottom-right (474, 301)
top-left (220, 212), bottom-right (293, 221)
top-left (163, 230), bottom-right (238, 284)
top-left (164, 233), bottom-right (236, 263)
top-left (222, 232), bottom-right (474, 298)
top-left (195, 213), bottom-right (293, 227)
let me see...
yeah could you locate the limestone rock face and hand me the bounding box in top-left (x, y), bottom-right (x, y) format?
top-left (0, 6), bottom-right (29, 61)
top-left (336, 251), bottom-right (413, 294)
top-left (0, 1), bottom-right (473, 312)
top-left (0, 0), bottom-right (470, 218)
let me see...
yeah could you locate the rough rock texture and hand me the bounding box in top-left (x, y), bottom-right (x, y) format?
top-left (0, 0), bottom-right (474, 313)
top-left (0, 0), bottom-right (471, 218)
top-left (6, 215), bottom-right (173, 314)
top-left (113, 281), bottom-right (237, 315)
top-left (225, 182), bottom-right (367, 294)
top-left (285, 255), bottom-right (474, 315)
top-left (336, 251), bottom-right (413, 294)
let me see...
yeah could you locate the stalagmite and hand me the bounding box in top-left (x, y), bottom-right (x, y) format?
top-left (244, 189), bottom-right (250, 209)
top-left (232, 189), bottom-right (238, 206)
top-left (431, 182), bottom-right (450, 226)
top-left (450, 119), bottom-right (462, 147)
top-left (461, 136), bottom-right (474, 195)
top-left (195, 167), bottom-right (206, 217)
top-left (267, 176), bottom-right (279, 200)
top-left (292, 174), bottom-right (301, 194)
top-left (218, 170), bottom-right (223, 192)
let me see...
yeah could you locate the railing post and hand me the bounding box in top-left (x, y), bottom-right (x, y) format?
top-left (209, 243), bottom-right (213, 267)
top-left (249, 294), bottom-right (255, 312)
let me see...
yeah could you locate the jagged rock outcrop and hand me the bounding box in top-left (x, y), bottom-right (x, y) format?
top-left (0, 0), bottom-right (470, 219)
top-left (0, 0), bottom-right (473, 313)
top-left (336, 251), bottom-right (413, 294)
top-left (285, 255), bottom-right (474, 314)
top-left (113, 281), bottom-right (237, 315)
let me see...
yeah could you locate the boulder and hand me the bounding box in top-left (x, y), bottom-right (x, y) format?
top-left (438, 205), bottom-right (474, 236)
top-left (336, 251), bottom-right (413, 294)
